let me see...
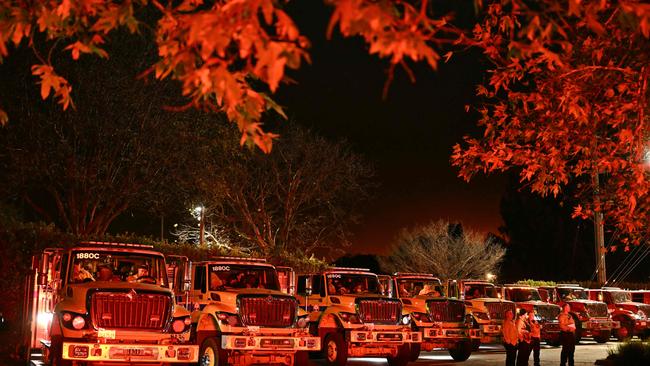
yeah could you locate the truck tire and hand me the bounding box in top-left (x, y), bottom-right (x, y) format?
top-left (615, 319), bottom-right (633, 341)
top-left (448, 340), bottom-right (472, 361)
top-left (199, 337), bottom-right (226, 366)
top-left (594, 329), bottom-right (611, 344)
top-left (408, 343), bottom-right (421, 362)
top-left (324, 333), bottom-right (348, 366)
top-left (386, 344), bottom-right (410, 366)
top-left (471, 339), bottom-right (481, 351)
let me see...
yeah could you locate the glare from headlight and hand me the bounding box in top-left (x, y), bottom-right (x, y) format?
top-left (37, 312), bottom-right (53, 328)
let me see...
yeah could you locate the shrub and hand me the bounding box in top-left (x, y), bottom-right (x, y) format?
top-left (606, 341), bottom-right (650, 366)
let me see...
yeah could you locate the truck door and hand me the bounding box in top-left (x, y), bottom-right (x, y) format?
top-left (166, 255), bottom-right (191, 306)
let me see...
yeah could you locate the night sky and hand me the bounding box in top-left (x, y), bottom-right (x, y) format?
top-left (276, 1), bottom-right (507, 253)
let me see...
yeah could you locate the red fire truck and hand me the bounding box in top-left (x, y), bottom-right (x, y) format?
top-left (21, 242), bottom-right (198, 365)
top-left (588, 287), bottom-right (650, 340)
top-left (538, 284), bottom-right (614, 343)
top-left (501, 284), bottom-right (561, 345)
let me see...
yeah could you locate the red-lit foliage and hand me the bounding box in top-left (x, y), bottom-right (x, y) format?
top-left (452, 1), bottom-right (650, 247)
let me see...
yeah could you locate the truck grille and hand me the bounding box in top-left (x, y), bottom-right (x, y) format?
top-left (427, 300), bottom-right (465, 322)
top-left (585, 303), bottom-right (608, 317)
top-left (357, 298), bottom-right (402, 324)
top-left (485, 302), bottom-right (516, 320)
top-left (239, 295), bottom-right (297, 328)
top-left (534, 304), bottom-right (560, 321)
top-left (91, 291), bottom-right (171, 330)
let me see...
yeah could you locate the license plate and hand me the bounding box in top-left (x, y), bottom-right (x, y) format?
top-left (98, 329), bottom-right (116, 339)
top-left (377, 333), bottom-right (402, 341)
top-left (246, 326), bottom-right (260, 333)
top-left (641, 321), bottom-right (647, 326)
top-left (109, 347), bottom-right (157, 360)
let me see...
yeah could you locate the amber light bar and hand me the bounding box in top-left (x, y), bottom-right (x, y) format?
top-left (78, 241), bottom-right (154, 249)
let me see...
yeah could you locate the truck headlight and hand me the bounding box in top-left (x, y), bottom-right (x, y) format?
top-left (637, 310), bottom-right (646, 320)
top-left (172, 316), bottom-right (192, 333)
top-left (72, 316), bottom-right (86, 330)
top-left (296, 316), bottom-right (309, 328)
top-left (61, 312), bottom-right (88, 330)
top-left (473, 312), bottom-right (490, 321)
top-left (339, 312), bottom-right (362, 324)
top-left (401, 315), bottom-right (411, 325)
top-left (411, 312), bottom-right (432, 323)
top-left (216, 312), bottom-right (242, 327)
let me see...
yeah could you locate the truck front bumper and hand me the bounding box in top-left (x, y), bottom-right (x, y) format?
top-left (348, 329), bottom-right (421, 343)
top-left (221, 334), bottom-right (320, 351)
top-left (479, 323), bottom-right (502, 344)
top-left (62, 342), bottom-right (198, 363)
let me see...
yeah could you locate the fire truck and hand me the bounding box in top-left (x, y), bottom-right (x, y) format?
top-left (390, 273), bottom-right (476, 362)
top-left (538, 284), bottom-right (614, 343)
top-left (21, 242), bottom-right (198, 365)
top-left (296, 267), bottom-right (421, 366)
top-left (501, 284), bottom-right (561, 345)
top-left (171, 256), bottom-right (320, 366)
top-left (587, 287), bottom-right (650, 340)
top-left (448, 279), bottom-right (516, 350)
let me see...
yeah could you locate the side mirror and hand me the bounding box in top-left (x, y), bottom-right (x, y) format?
top-left (38, 253), bottom-right (50, 286)
top-left (305, 277), bottom-right (312, 296)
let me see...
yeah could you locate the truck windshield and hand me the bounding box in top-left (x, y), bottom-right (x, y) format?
top-left (507, 288), bottom-right (542, 302)
top-left (69, 250), bottom-right (168, 286)
top-left (464, 284), bottom-right (499, 299)
top-left (326, 273), bottom-right (381, 295)
top-left (396, 278), bottom-right (444, 298)
top-left (557, 288), bottom-right (588, 300)
top-left (610, 291), bottom-right (631, 303)
top-left (209, 264), bottom-right (280, 291)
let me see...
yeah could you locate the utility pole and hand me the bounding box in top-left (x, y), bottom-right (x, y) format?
top-left (593, 172), bottom-right (607, 285)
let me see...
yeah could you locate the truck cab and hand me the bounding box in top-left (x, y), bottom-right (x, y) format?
top-left (588, 287), bottom-right (650, 340)
top-left (296, 268), bottom-right (421, 366)
top-left (501, 284), bottom-right (561, 345)
top-left (22, 242), bottom-right (198, 365)
top-left (450, 279), bottom-right (516, 350)
top-left (173, 256), bottom-right (319, 366)
top-left (542, 284), bottom-right (614, 343)
top-left (391, 273), bottom-right (476, 362)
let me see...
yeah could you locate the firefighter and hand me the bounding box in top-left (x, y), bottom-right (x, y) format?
top-left (528, 309), bottom-right (541, 366)
top-left (516, 309), bottom-right (532, 366)
top-left (558, 303), bottom-right (576, 366)
top-left (502, 309), bottom-right (518, 366)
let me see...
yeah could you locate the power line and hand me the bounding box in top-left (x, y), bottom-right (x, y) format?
top-left (614, 243), bottom-right (650, 284)
top-left (606, 242), bottom-right (645, 285)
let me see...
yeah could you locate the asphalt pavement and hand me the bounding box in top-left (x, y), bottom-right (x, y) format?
top-left (315, 340), bottom-right (620, 365)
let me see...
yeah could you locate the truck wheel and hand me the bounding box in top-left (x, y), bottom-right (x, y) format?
top-left (616, 319), bottom-right (633, 341)
top-left (200, 337), bottom-right (226, 366)
top-left (448, 340), bottom-right (472, 362)
top-left (471, 339), bottom-right (481, 351)
top-left (594, 329), bottom-right (611, 344)
top-left (386, 344), bottom-right (410, 366)
top-left (408, 343), bottom-right (421, 362)
top-left (294, 351), bottom-right (310, 366)
top-left (324, 333), bottom-right (348, 366)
